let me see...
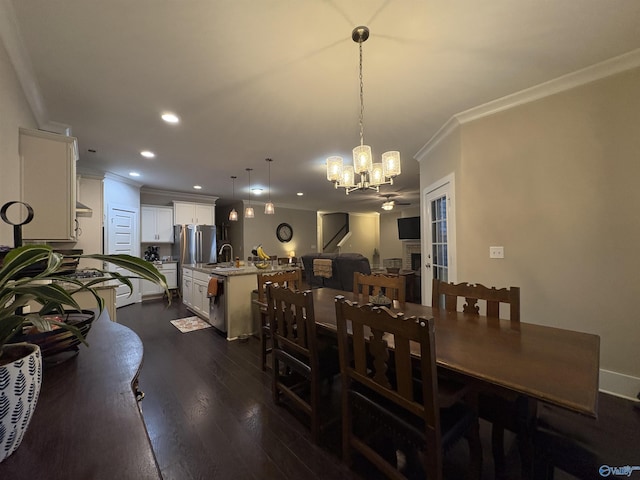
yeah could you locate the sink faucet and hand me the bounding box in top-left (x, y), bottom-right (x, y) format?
top-left (218, 243), bottom-right (233, 264)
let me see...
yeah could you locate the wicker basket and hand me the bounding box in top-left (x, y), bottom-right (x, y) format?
top-left (11, 310), bottom-right (95, 360)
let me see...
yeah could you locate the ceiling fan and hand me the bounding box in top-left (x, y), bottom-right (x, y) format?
top-left (380, 194), bottom-right (411, 211)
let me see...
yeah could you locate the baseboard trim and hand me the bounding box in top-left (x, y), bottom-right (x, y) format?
top-left (599, 369), bottom-right (640, 402)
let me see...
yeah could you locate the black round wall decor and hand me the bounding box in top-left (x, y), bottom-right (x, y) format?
top-left (276, 223), bottom-right (293, 242)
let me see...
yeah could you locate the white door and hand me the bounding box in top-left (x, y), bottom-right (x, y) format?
top-left (107, 204), bottom-right (139, 308)
top-left (423, 174), bottom-right (456, 306)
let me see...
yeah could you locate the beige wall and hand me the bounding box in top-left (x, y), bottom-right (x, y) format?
top-left (419, 68), bottom-right (640, 382)
top-left (379, 207), bottom-right (421, 266)
top-left (337, 213), bottom-right (379, 263)
top-left (242, 204), bottom-right (317, 262)
top-left (0, 38), bottom-right (38, 246)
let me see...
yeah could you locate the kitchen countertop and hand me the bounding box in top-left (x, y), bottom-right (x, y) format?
top-left (183, 263), bottom-right (301, 277)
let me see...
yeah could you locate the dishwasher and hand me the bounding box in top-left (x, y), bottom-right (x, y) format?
top-left (208, 275), bottom-right (226, 333)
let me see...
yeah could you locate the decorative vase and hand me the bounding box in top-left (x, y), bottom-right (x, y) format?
top-left (0, 343), bottom-right (42, 463)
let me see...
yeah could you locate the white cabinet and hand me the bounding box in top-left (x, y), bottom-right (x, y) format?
top-left (19, 128), bottom-right (78, 241)
top-left (182, 268), bottom-right (194, 308)
top-left (141, 205), bottom-right (174, 243)
top-left (181, 267), bottom-right (210, 320)
top-left (192, 270), bottom-right (210, 320)
top-left (141, 262), bottom-right (177, 297)
top-left (173, 201), bottom-right (215, 225)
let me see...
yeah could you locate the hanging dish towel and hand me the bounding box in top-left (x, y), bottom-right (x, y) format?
top-left (313, 258), bottom-right (333, 278)
top-left (207, 277), bottom-right (219, 297)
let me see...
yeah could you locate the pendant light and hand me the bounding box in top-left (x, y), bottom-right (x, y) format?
top-left (265, 158), bottom-right (275, 215)
top-left (244, 168), bottom-right (254, 218)
top-left (228, 176), bottom-right (238, 221)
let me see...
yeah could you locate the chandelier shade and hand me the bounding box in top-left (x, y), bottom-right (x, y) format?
top-left (325, 26), bottom-right (401, 195)
top-left (326, 156), bottom-right (343, 182)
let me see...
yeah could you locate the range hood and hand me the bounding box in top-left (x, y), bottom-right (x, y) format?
top-left (76, 200), bottom-right (93, 216)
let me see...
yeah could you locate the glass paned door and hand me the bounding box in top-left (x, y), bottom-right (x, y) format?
top-left (423, 174), bottom-right (456, 306)
top-left (431, 196), bottom-right (448, 282)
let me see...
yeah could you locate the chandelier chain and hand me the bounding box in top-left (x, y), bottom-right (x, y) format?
top-left (358, 35), bottom-right (365, 147)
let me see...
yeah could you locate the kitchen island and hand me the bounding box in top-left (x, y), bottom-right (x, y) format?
top-left (181, 264), bottom-right (300, 341)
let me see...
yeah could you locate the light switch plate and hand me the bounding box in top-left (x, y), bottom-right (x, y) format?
top-left (489, 246), bottom-right (504, 259)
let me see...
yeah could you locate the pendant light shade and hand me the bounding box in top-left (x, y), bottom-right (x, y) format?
top-left (229, 175), bottom-right (238, 222)
top-left (264, 203), bottom-right (275, 215)
top-left (265, 158), bottom-right (275, 215)
top-left (245, 168), bottom-right (254, 219)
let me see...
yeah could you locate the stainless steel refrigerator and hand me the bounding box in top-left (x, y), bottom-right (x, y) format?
top-left (173, 224), bottom-right (217, 265)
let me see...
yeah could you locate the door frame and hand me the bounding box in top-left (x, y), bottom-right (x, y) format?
top-left (106, 202), bottom-right (140, 307)
top-left (422, 172), bottom-right (457, 305)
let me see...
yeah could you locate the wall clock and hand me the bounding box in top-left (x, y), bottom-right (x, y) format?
top-left (276, 223), bottom-right (293, 243)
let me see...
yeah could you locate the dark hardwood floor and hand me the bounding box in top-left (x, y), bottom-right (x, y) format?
top-left (118, 299), bottom-right (640, 480)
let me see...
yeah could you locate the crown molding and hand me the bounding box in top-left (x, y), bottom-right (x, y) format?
top-left (414, 116), bottom-right (461, 162)
top-left (140, 187), bottom-right (218, 203)
top-left (415, 47), bottom-right (640, 162)
top-left (103, 171), bottom-right (143, 188)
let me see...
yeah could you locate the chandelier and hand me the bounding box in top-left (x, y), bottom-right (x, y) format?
top-left (326, 26), bottom-right (401, 194)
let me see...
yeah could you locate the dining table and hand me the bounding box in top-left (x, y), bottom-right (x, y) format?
top-left (310, 287), bottom-right (601, 477)
top-left (310, 287), bottom-right (600, 419)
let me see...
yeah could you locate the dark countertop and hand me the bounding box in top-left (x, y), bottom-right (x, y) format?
top-left (0, 311), bottom-right (161, 479)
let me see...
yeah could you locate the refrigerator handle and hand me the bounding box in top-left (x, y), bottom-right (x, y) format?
top-left (196, 230), bottom-right (202, 263)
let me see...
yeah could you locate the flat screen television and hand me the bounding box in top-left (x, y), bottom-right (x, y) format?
top-left (397, 216), bottom-right (420, 240)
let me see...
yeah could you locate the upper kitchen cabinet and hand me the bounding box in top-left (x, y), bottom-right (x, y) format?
top-left (141, 205), bottom-right (174, 243)
top-left (20, 128), bottom-right (78, 241)
top-left (173, 201), bottom-right (215, 225)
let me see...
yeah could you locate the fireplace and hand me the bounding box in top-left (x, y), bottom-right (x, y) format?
top-left (411, 253), bottom-right (422, 271)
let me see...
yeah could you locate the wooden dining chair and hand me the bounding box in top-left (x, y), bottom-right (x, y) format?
top-left (267, 283), bottom-right (338, 444)
top-left (255, 268), bottom-right (303, 371)
top-left (431, 278), bottom-right (520, 321)
top-left (353, 272), bottom-right (406, 304)
top-left (431, 278), bottom-right (523, 476)
top-left (334, 296), bottom-right (482, 480)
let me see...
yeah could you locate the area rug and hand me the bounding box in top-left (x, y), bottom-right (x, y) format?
top-left (170, 316), bottom-right (212, 333)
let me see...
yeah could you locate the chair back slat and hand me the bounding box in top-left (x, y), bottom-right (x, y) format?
top-left (257, 268), bottom-right (302, 303)
top-left (353, 272), bottom-right (406, 303)
top-left (432, 279), bottom-right (520, 322)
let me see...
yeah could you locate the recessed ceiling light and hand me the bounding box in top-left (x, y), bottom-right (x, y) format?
top-left (129, 172), bottom-right (141, 177)
top-left (161, 112), bottom-right (180, 124)
top-left (251, 188), bottom-right (263, 195)
top-left (140, 150), bottom-right (155, 158)
top-left (193, 185), bottom-right (202, 190)
top-left (297, 192), bottom-right (304, 196)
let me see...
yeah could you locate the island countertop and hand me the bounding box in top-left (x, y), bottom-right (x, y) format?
top-left (184, 263), bottom-right (300, 277)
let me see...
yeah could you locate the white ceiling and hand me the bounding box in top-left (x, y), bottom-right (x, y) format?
top-left (7, 1), bottom-right (640, 213)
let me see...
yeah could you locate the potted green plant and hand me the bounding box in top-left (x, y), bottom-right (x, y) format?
top-left (0, 244), bottom-right (169, 462)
